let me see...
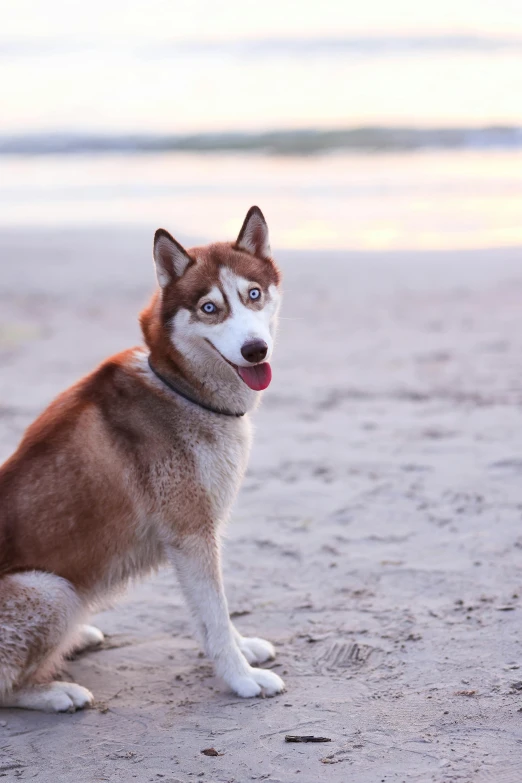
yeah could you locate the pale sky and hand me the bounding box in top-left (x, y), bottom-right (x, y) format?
top-left (2, 0), bottom-right (522, 41)
top-left (2, 0), bottom-right (522, 134)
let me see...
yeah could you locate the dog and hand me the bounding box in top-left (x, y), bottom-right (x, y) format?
top-left (0, 206), bottom-right (284, 712)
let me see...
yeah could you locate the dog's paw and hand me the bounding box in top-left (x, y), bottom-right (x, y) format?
top-left (75, 624), bottom-right (104, 652)
top-left (229, 667), bottom-right (285, 698)
top-left (2, 681), bottom-right (93, 713)
top-left (55, 682), bottom-right (94, 710)
top-left (237, 636), bottom-right (276, 665)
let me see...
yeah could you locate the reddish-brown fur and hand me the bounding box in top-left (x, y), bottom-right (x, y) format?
top-left (0, 239), bottom-right (280, 592)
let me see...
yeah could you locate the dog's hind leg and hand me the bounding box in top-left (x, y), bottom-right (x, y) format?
top-left (0, 571), bottom-right (93, 712)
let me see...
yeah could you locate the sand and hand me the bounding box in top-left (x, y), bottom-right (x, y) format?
top-left (1, 228), bottom-right (522, 782)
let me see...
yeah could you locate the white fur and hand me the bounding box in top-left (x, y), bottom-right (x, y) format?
top-left (174, 384), bottom-right (284, 696)
top-left (169, 540), bottom-right (284, 698)
top-left (171, 307), bottom-right (255, 414)
top-left (195, 417), bottom-right (251, 515)
top-left (74, 624), bottom-right (104, 651)
top-left (232, 628), bottom-right (276, 664)
top-left (211, 269), bottom-right (278, 367)
top-left (170, 270), bottom-right (280, 414)
top-left (2, 681), bottom-right (93, 712)
top-left (204, 284), bottom-right (225, 307)
top-left (155, 266), bottom-right (170, 289)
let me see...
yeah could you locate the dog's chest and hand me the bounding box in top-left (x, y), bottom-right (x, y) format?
top-left (191, 416), bottom-right (252, 520)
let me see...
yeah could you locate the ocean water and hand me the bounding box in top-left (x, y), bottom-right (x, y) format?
top-left (1, 19), bottom-right (522, 249)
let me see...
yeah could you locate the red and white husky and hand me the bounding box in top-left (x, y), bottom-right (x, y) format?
top-left (0, 207), bottom-right (285, 712)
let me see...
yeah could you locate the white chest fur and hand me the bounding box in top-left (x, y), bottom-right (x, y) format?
top-left (191, 414), bottom-right (252, 523)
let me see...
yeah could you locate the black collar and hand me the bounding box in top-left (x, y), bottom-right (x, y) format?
top-left (147, 357), bottom-right (245, 418)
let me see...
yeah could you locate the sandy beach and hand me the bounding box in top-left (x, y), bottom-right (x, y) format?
top-left (1, 227), bottom-right (522, 782)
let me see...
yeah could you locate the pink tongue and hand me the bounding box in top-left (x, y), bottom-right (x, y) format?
top-left (238, 363), bottom-right (272, 391)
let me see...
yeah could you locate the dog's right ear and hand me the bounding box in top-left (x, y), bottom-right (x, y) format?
top-left (153, 229), bottom-right (192, 288)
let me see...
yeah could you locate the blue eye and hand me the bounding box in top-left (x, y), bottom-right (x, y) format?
top-left (249, 288), bottom-right (261, 301)
top-left (202, 302), bottom-right (216, 314)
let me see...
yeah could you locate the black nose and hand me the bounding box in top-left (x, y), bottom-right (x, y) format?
top-left (241, 339), bottom-right (268, 363)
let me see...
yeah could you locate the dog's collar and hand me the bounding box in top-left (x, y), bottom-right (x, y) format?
top-left (147, 357), bottom-right (245, 418)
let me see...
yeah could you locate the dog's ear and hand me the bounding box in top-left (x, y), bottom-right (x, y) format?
top-left (153, 229), bottom-right (192, 288)
top-left (235, 206), bottom-right (271, 260)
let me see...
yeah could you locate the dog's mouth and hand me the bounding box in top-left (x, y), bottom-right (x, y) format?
top-left (205, 340), bottom-right (272, 391)
top-left (237, 363), bottom-right (272, 391)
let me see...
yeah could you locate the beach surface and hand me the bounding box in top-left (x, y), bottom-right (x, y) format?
top-left (1, 228), bottom-right (522, 782)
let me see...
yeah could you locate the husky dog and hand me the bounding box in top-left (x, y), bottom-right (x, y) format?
top-left (0, 207), bottom-right (285, 712)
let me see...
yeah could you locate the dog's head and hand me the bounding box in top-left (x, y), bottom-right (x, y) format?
top-left (141, 207), bottom-right (281, 411)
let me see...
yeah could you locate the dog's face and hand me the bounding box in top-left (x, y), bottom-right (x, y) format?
top-left (148, 207), bottom-right (281, 395)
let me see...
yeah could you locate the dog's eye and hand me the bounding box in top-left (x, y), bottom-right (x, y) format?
top-left (249, 288), bottom-right (261, 301)
top-left (202, 302), bottom-right (216, 314)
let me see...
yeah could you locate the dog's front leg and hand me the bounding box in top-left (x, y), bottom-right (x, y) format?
top-left (169, 534), bottom-right (285, 698)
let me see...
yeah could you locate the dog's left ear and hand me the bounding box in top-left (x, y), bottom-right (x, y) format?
top-left (236, 206), bottom-right (271, 260)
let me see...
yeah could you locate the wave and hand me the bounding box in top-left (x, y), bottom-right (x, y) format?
top-left (2, 127), bottom-right (522, 156)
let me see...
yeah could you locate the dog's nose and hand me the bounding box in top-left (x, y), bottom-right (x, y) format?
top-left (241, 339), bottom-right (268, 364)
